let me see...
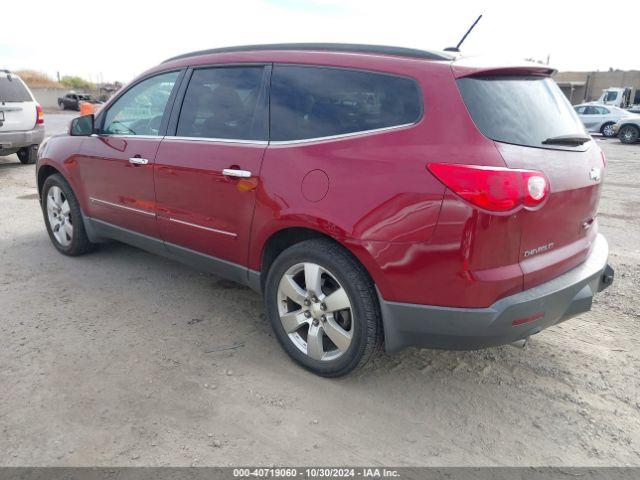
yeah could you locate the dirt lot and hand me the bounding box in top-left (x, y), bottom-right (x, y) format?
top-left (1, 117), bottom-right (639, 466)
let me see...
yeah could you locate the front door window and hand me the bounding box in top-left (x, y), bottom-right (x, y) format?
top-left (101, 71), bottom-right (179, 136)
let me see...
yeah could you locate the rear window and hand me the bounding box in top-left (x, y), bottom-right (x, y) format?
top-left (0, 76), bottom-right (32, 102)
top-left (457, 76), bottom-right (586, 149)
top-left (270, 65), bottom-right (422, 141)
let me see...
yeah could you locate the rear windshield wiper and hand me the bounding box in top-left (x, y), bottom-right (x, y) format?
top-left (542, 134), bottom-right (591, 146)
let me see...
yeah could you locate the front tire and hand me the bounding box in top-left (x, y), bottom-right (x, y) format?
top-left (41, 174), bottom-right (94, 256)
top-left (264, 239), bottom-right (382, 377)
top-left (601, 122), bottom-right (616, 137)
top-left (619, 125), bottom-right (640, 144)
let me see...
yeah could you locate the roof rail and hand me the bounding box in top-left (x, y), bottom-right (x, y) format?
top-left (163, 43), bottom-right (454, 63)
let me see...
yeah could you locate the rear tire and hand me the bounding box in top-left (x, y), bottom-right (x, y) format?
top-left (619, 125), bottom-right (640, 144)
top-left (17, 145), bottom-right (38, 164)
top-left (59, 101), bottom-right (65, 110)
top-left (264, 238), bottom-right (382, 377)
top-left (41, 174), bottom-right (94, 256)
top-left (601, 122), bottom-right (616, 137)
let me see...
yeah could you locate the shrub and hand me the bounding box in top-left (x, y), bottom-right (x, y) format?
top-left (14, 70), bottom-right (61, 88)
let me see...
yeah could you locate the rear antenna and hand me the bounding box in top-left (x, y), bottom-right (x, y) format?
top-left (444, 14), bottom-right (483, 53)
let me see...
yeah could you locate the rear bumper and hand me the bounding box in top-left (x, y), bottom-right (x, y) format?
top-left (0, 125), bottom-right (45, 152)
top-left (379, 234), bottom-right (612, 352)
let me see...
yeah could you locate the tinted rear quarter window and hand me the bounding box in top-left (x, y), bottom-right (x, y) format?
top-left (270, 66), bottom-right (422, 141)
top-left (0, 76), bottom-right (32, 102)
top-left (457, 76), bottom-right (586, 149)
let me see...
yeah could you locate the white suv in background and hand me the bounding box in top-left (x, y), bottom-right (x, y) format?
top-left (0, 70), bottom-right (45, 164)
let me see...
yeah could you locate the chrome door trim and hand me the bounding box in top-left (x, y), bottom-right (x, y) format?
top-left (168, 217), bottom-right (237, 238)
top-left (164, 135), bottom-right (268, 145)
top-left (90, 134), bottom-right (162, 139)
top-left (268, 122), bottom-right (417, 146)
top-left (164, 124), bottom-right (415, 146)
top-left (89, 197), bottom-right (156, 217)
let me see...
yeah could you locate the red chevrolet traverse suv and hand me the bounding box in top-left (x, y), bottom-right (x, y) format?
top-left (37, 44), bottom-right (614, 376)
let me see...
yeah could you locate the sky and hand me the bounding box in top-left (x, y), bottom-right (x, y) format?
top-left (1, 0), bottom-right (637, 83)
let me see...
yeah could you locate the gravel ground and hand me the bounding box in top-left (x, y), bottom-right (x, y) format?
top-left (0, 116), bottom-right (639, 466)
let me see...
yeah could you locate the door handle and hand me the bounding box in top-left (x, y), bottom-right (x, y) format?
top-left (223, 168), bottom-right (252, 178)
top-left (129, 157), bottom-right (149, 165)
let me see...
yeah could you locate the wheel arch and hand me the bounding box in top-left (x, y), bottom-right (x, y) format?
top-left (37, 163), bottom-right (65, 197)
top-left (600, 121), bottom-right (615, 132)
top-left (257, 226), bottom-right (381, 294)
top-left (619, 122), bottom-right (640, 131)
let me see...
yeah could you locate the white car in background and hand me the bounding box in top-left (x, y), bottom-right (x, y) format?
top-left (574, 104), bottom-right (631, 137)
top-left (0, 69), bottom-right (45, 164)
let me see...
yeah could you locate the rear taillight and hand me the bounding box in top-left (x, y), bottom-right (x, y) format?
top-left (427, 163), bottom-right (549, 213)
top-left (600, 150), bottom-right (606, 167)
top-left (36, 104), bottom-right (44, 125)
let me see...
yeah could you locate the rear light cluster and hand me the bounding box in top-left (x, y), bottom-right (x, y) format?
top-left (427, 163), bottom-right (549, 213)
top-left (36, 104), bottom-right (44, 125)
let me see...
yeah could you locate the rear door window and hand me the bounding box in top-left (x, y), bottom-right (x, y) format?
top-left (457, 76), bottom-right (587, 149)
top-left (0, 76), bottom-right (32, 102)
top-left (176, 67), bottom-right (268, 141)
top-left (270, 65), bottom-right (422, 141)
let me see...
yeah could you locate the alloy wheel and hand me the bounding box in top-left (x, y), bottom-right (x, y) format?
top-left (277, 262), bottom-right (353, 361)
top-left (621, 127), bottom-right (636, 142)
top-left (46, 186), bottom-right (73, 246)
top-left (602, 124), bottom-right (615, 137)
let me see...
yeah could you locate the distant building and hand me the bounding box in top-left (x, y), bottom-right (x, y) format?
top-left (554, 70), bottom-right (640, 105)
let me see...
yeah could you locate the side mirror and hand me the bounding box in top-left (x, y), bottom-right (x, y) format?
top-left (69, 114), bottom-right (95, 136)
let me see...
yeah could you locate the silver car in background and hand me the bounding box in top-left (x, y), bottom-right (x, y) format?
top-left (613, 116), bottom-right (640, 144)
top-left (574, 104), bottom-right (632, 137)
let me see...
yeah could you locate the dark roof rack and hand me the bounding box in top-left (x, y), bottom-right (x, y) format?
top-left (163, 43), bottom-right (454, 63)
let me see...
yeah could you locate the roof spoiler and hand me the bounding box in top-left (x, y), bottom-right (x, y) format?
top-left (451, 58), bottom-right (556, 79)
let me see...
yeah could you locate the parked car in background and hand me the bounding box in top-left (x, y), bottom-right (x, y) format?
top-left (613, 116), bottom-right (640, 144)
top-left (574, 104), bottom-right (632, 137)
top-left (36, 44), bottom-right (613, 376)
top-left (0, 69), bottom-right (44, 164)
top-left (58, 92), bottom-right (103, 111)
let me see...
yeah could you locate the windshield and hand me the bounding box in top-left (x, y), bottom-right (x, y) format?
top-left (457, 76), bottom-right (587, 149)
top-left (603, 91), bottom-right (618, 102)
top-left (0, 76), bottom-right (31, 102)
